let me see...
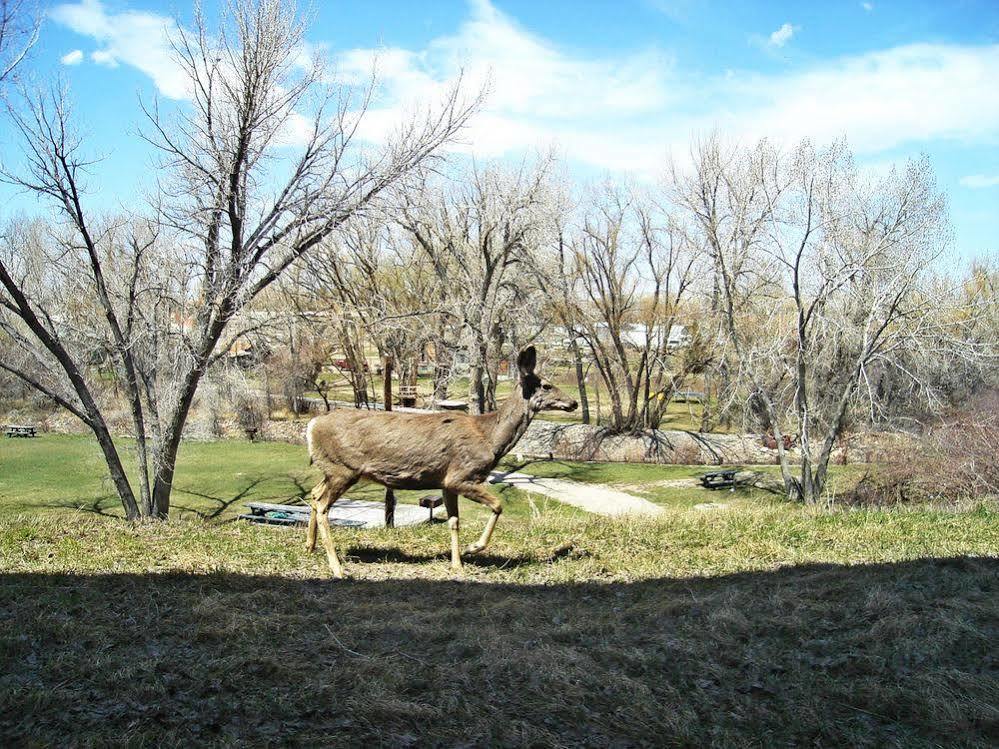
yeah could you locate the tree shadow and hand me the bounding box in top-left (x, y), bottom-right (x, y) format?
top-left (1, 556), bottom-right (995, 747)
top-left (58, 495), bottom-right (122, 518)
top-left (171, 473), bottom-right (316, 521)
top-left (171, 477), bottom-right (270, 521)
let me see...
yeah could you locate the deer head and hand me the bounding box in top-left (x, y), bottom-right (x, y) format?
top-left (516, 346), bottom-right (577, 412)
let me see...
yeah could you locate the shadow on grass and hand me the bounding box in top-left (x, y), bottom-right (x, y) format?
top-left (57, 495), bottom-right (122, 519)
top-left (50, 473), bottom-right (316, 522)
top-left (348, 544), bottom-right (540, 570)
top-left (1, 557), bottom-right (996, 747)
top-left (172, 474), bottom-right (314, 521)
top-left (497, 458), bottom-right (620, 484)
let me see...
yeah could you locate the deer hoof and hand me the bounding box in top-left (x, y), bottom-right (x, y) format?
top-left (463, 543), bottom-right (485, 555)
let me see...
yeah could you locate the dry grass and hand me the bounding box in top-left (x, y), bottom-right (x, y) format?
top-left (1, 501), bottom-right (997, 747)
top-left (2, 435), bottom-right (996, 745)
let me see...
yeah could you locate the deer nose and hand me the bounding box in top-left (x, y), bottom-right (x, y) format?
top-left (566, 399), bottom-right (578, 411)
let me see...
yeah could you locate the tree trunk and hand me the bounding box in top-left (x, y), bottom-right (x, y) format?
top-left (433, 340), bottom-right (451, 401)
top-left (149, 354), bottom-right (211, 518)
top-left (383, 356), bottom-right (395, 528)
top-left (699, 373), bottom-right (712, 433)
top-left (571, 339), bottom-right (590, 425)
top-left (93, 424), bottom-right (142, 520)
top-left (468, 335), bottom-right (487, 414)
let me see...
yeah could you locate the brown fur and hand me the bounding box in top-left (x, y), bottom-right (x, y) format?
top-left (304, 347), bottom-right (576, 577)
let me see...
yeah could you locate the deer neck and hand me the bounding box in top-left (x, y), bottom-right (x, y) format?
top-left (488, 390), bottom-right (535, 458)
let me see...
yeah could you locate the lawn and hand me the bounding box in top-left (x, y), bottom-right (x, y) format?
top-left (1, 435), bottom-right (997, 746)
top-left (0, 434), bottom-right (534, 523)
top-left (501, 457), bottom-right (873, 509)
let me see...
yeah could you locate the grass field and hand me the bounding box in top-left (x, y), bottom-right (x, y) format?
top-left (1, 435), bottom-right (997, 746)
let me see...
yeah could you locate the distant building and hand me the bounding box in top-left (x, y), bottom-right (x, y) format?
top-left (618, 323), bottom-right (692, 350)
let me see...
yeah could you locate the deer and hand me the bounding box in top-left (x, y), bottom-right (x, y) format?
top-left (304, 346), bottom-right (577, 578)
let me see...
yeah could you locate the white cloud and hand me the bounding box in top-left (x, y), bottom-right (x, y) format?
top-left (47, 0), bottom-right (999, 176)
top-left (960, 174), bottom-right (999, 188)
top-left (49, 0), bottom-right (321, 148)
top-left (49, 0), bottom-right (188, 98)
top-left (768, 23), bottom-right (796, 48)
top-left (336, 2), bottom-right (999, 173)
top-left (727, 44), bottom-right (999, 153)
top-left (60, 49), bottom-right (83, 65)
top-left (861, 2), bottom-right (874, 11)
top-left (91, 49), bottom-right (117, 67)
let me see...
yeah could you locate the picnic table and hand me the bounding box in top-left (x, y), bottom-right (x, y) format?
top-left (698, 469), bottom-right (739, 490)
top-left (398, 384), bottom-right (418, 408)
top-left (5, 425), bottom-right (37, 438)
top-left (239, 502), bottom-right (312, 526)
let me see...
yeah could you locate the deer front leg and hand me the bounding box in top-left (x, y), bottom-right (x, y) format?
top-left (443, 489), bottom-right (462, 571)
top-left (455, 482), bottom-right (503, 556)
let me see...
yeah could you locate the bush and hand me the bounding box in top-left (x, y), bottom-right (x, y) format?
top-left (233, 390), bottom-right (265, 439)
top-left (845, 392), bottom-right (999, 505)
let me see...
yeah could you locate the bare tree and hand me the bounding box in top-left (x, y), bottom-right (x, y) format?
top-left (397, 159), bottom-right (555, 413)
top-left (0, 0), bottom-right (38, 88)
top-left (547, 220), bottom-right (592, 424)
top-left (674, 135), bottom-right (955, 502)
top-left (567, 185), bottom-right (702, 433)
top-left (0, 0), bottom-right (476, 518)
top-left (297, 213), bottom-right (445, 408)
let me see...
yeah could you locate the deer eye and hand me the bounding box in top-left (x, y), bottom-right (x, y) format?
top-left (542, 382), bottom-right (553, 390)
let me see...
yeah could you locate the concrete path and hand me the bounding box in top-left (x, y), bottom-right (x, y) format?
top-left (488, 471), bottom-right (663, 517)
top-left (240, 499), bottom-right (440, 529)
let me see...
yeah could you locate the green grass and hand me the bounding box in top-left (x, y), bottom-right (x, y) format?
top-left (1, 435), bottom-right (997, 746)
top-left (501, 456), bottom-right (871, 509)
top-left (0, 434), bottom-right (551, 523)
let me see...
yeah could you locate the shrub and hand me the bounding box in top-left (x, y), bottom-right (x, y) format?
top-left (845, 392), bottom-right (999, 505)
top-left (233, 391), bottom-right (265, 439)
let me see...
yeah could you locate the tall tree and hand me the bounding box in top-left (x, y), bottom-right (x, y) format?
top-left (673, 135), bottom-right (955, 502)
top-left (397, 160), bottom-right (554, 413)
top-left (0, 0), bottom-right (38, 88)
top-left (0, 0), bottom-right (476, 518)
top-left (568, 185), bottom-right (702, 433)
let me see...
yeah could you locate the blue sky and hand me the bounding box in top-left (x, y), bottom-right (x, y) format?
top-left (6, 0), bottom-right (999, 260)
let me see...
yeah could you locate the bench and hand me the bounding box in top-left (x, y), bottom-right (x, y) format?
top-left (5, 425), bottom-right (37, 438)
top-left (698, 469), bottom-right (739, 490)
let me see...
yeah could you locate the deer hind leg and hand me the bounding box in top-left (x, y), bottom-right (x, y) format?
top-left (454, 482), bottom-right (503, 556)
top-left (443, 489), bottom-right (462, 571)
top-left (312, 468), bottom-right (359, 579)
top-left (305, 481), bottom-right (327, 552)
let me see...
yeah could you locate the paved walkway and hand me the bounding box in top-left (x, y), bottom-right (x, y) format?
top-left (488, 471), bottom-right (663, 517)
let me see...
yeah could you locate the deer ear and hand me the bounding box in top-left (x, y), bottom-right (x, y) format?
top-left (517, 346), bottom-right (537, 376)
